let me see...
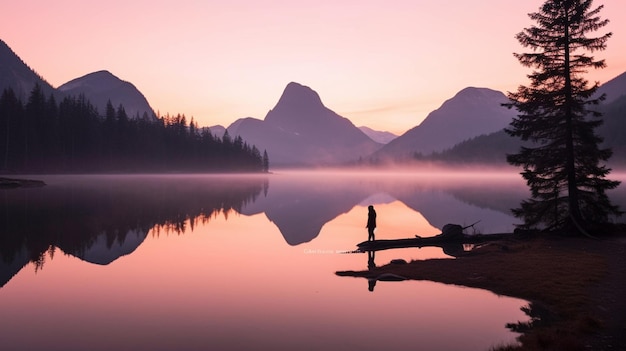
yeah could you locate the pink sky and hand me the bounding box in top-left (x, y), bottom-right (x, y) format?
top-left (2, 0), bottom-right (625, 135)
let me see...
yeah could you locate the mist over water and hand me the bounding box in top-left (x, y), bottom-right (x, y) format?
top-left (1, 170), bottom-right (624, 350)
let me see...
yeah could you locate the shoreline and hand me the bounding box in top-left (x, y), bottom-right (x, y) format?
top-left (0, 177), bottom-right (46, 188)
top-left (337, 232), bottom-right (626, 350)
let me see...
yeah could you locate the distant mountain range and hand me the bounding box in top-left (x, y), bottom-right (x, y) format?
top-left (359, 126), bottom-right (397, 144)
top-left (2, 37), bottom-right (624, 167)
top-left (0, 39), bottom-right (155, 120)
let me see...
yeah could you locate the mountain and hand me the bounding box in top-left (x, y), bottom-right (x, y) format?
top-left (359, 126), bottom-right (397, 144)
top-left (238, 172), bottom-right (526, 245)
top-left (227, 82), bottom-right (382, 165)
top-left (0, 39), bottom-right (56, 100)
top-left (207, 125), bottom-right (226, 138)
top-left (227, 116), bottom-right (300, 163)
top-left (434, 74), bottom-right (626, 166)
top-left (68, 228), bottom-right (148, 265)
top-left (595, 71), bottom-right (626, 104)
top-left (1, 40), bottom-right (156, 120)
top-left (58, 70), bottom-right (156, 119)
top-left (374, 87), bottom-right (517, 159)
top-left (0, 247), bottom-right (30, 288)
top-left (239, 176), bottom-right (370, 245)
top-left (598, 94), bottom-right (626, 164)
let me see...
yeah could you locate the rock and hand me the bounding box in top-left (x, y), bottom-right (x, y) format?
top-left (441, 224), bottom-right (464, 238)
top-left (390, 259), bottom-right (407, 265)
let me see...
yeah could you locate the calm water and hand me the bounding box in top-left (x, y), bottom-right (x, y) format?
top-left (2, 171), bottom-right (624, 350)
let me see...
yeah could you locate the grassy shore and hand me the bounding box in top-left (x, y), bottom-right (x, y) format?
top-left (337, 228), bottom-right (626, 350)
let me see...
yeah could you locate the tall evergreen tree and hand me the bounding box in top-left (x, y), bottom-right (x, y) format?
top-left (262, 150), bottom-right (270, 173)
top-left (0, 88), bottom-right (24, 170)
top-left (24, 83), bottom-right (46, 168)
top-left (505, 0), bottom-right (621, 231)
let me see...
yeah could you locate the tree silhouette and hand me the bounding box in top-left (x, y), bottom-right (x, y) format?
top-left (0, 87), bottom-right (267, 173)
top-left (263, 150), bottom-right (270, 173)
top-left (504, 0), bottom-right (621, 231)
top-left (0, 88), bottom-right (24, 170)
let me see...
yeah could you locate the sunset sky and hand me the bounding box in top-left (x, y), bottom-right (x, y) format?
top-left (2, 0), bottom-right (625, 135)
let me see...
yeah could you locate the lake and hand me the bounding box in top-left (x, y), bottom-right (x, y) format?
top-left (2, 171), bottom-right (624, 350)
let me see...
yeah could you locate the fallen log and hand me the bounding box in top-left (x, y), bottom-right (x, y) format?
top-left (357, 233), bottom-right (512, 252)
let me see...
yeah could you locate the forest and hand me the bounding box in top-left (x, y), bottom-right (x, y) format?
top-left (0, 84), bottom-right (269, 173)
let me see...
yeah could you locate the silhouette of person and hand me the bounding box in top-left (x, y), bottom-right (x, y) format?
top-left (366, 205), bottom-right (376, 241)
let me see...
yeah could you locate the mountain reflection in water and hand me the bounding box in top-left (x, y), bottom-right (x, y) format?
top-left (2, 172), bottom-right (525, 279)
top-left (3, 171), bottom-right (625, 286)
top-left (1, 174), bottom-right (268, 286)
top-left (1, 171), bottom-right (623, 351)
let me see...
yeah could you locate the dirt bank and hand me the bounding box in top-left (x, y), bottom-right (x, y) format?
top-left (337, 231), bottom-right (626, 350)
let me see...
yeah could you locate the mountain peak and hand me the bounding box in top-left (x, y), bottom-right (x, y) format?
top-left (453, 86), bottom-right (507, 101)
top-left (58, 70), bottom-right (123, 91)
top-left (264, 82), bottom-right (329, 129)
top-left (273, 82), bottom-right (324, 111)
top-left (231, 82), bottom-right (381, 165)
top-left (58, 70), bottom-right (155, 119)
top-left (437, 87), bottom-right (510, 111)
top-left (83, 70), bottom-right (116, 79)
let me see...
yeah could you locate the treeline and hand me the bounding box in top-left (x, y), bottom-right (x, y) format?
top-left (420, 130), bottom-right (521, 164)
top-left (418, 95), bottom-right (626, 166)
top-left (0, 176), bottom-right (268, 277)
top-left (0, 84), bottom-right (269, 173)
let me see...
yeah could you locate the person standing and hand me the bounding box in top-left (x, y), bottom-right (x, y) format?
top-left (366, 205), bottom-right (376, 241)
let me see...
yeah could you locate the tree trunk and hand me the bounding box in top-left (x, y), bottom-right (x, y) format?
top-left (563, 4), bottom-right (583, 225)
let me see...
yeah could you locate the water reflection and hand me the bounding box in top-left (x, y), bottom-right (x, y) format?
top-left (1, 175), bottom-right (267, 286)
top-left (241, 171), bottom-right (529, 246)
top-left (4, 171), bottom-right (604, 351)
top-left (506, 302), bottom-right (555, 334)
top-left (367, 250), bottom-right (376, 292)
top-left (3, 171), bottom-right (625, 288)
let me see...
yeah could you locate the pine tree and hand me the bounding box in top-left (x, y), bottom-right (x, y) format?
top-left (505, 0), bottom-right (621, 231)
top-left (262, 150), bottom-right (270, 173)
top-left (0, 88), bottom-right (24, 170)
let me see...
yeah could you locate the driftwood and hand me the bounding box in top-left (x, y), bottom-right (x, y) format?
top-left (356, 233), bottom-right (512, 252)
top-left (356, 222), bottom-right (513, 255)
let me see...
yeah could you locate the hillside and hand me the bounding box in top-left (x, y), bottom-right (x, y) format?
top-left (375, 87), bottom-right (517, 159)
top-left (0, 39), bottom-right (56, 100)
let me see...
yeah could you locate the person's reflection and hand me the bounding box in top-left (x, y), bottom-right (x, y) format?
top-left (367, 250), bottom-right (376, 270)
top-left (367, 250), bottom-right (376, 292)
